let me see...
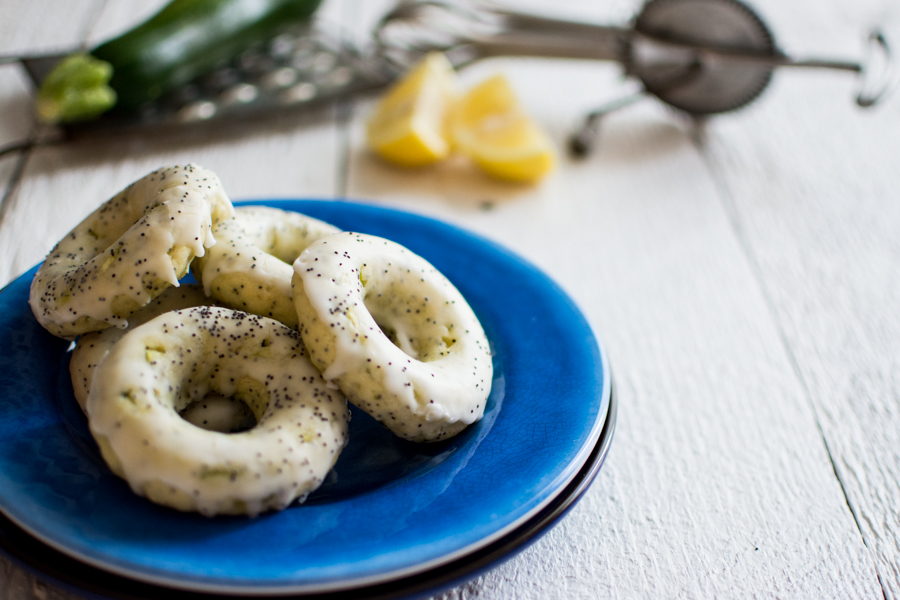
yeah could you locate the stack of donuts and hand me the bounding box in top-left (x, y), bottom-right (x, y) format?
top-left (30, 165), bottom-right (493, 517)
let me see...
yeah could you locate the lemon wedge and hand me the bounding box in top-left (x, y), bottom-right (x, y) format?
top-left (451, 75), bottom-right (556, 183)
top-left (366, 52), bottom-right (458, 168)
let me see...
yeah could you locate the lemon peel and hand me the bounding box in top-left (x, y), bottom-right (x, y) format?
top-left (450, 75), bottom-right (556, 184)
top-left (366, 52), bottom-right (459, 168)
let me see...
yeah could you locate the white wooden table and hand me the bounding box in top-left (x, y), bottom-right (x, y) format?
top-left (2, 0), bottom-right (899, 598)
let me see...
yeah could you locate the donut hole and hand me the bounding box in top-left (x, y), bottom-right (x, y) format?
top-left (374, 320), bottom-right (417, 357)
top-left (240, 206), bottom-right (338, 264)
top-left (360, 273), bottom-right (456, 362)
top-left (266, 241), bottom-right (304, 266)
top-left (365, 300), bottom-right (455, 363)
top-left (179, 393), bottom-right (258, 433)
top-left (176, 371), bottom-right (271, 435)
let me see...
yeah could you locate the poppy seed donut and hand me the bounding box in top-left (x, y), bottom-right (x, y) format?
top-left (291, 232), bottom-right (492, 443)
top-left (30, 164), bottom-right (234, 339)
top-left (87, 306), bottom-right (350, 517)
top-left (193, 206), bottom-right (340, 329)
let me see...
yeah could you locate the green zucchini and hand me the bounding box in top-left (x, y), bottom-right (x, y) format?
top-left (36, 0), bottom-right (323, 124)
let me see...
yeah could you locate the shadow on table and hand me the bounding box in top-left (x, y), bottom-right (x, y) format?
top-left (22, 100), bottom-right (344, 176)
top-left (347, 149), bottom-right (538, 210)
top-left (594, 114), bottom-right (692, 165)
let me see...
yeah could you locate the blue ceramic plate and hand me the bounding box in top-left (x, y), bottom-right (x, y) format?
top-left (0, 200), bottom-right (610, 595)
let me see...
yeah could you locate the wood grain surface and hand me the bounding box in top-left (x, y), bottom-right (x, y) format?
top-left (700, 0), bottom-right (900, 595)
top-left (0, 0), bottom-right (897, 598)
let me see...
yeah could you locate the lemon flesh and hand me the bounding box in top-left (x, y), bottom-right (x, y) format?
top-left (451, 75), bottom-right (556, 183)
top-left (366, 53), bottom-right (458, 168)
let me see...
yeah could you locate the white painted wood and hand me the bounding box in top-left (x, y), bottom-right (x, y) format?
top-left (697, 0), bottom-right (900, 596)
top-left (0, 0), bottom-right (101, 56)
top-left (84, 0), bottom-right (171, 47)
top-left (0, 0), bottom-right (896, 598)
top-left (0, 0), bottom-right (104, 223)
top-left (0, 64), bottom-right (32, 150)
top-left (0, 0), bottom-right (147, 155)
top-left (0, 68), bottom-right (32, 210)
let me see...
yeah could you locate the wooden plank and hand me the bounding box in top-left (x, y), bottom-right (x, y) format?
top-left (0, 0), bottom-right (102, 260)
top-left (0, 68), bottom-right (32, 218)
top-left (343, 1), bottom-right (883, 598)
top-left (84, 1), bottom-right (170, 47)
top-left (698, 0), bottom-right (900, 597)
top-left (0, 561), bottom-right (62, 600)
top-left (0, 0), bottom-right (105, 235)
top-left (0, 0), bottom-right (98, 251)
top-left (0, 0), bottom-right (101, 56)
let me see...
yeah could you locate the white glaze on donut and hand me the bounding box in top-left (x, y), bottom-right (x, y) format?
top-left (87, 306), bottom-right (349, 517)
top-left (292, 232), bottom-right (492, 442)
top-left (30, 165), bottom-right (234, 339)
top-left (194, 206), bottom-right (340, 328)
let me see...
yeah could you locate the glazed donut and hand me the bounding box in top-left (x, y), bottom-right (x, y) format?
top-left (87, 306), bottom-right (350, 517)
top-left (193, 206), bottom-right (340, 329)
top-left (30, 164), bottom-right (234, 339)
top-left (70, 284), bottom-right (215, 413)
top-left (291, 232), bottom-right (492, 442)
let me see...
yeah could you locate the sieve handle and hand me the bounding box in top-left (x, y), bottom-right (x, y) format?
top-left (855, 30), bottom-right (895, 108)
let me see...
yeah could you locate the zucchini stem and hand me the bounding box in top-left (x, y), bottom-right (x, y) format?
top-left (36, 54), bottom-right (117, 124)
